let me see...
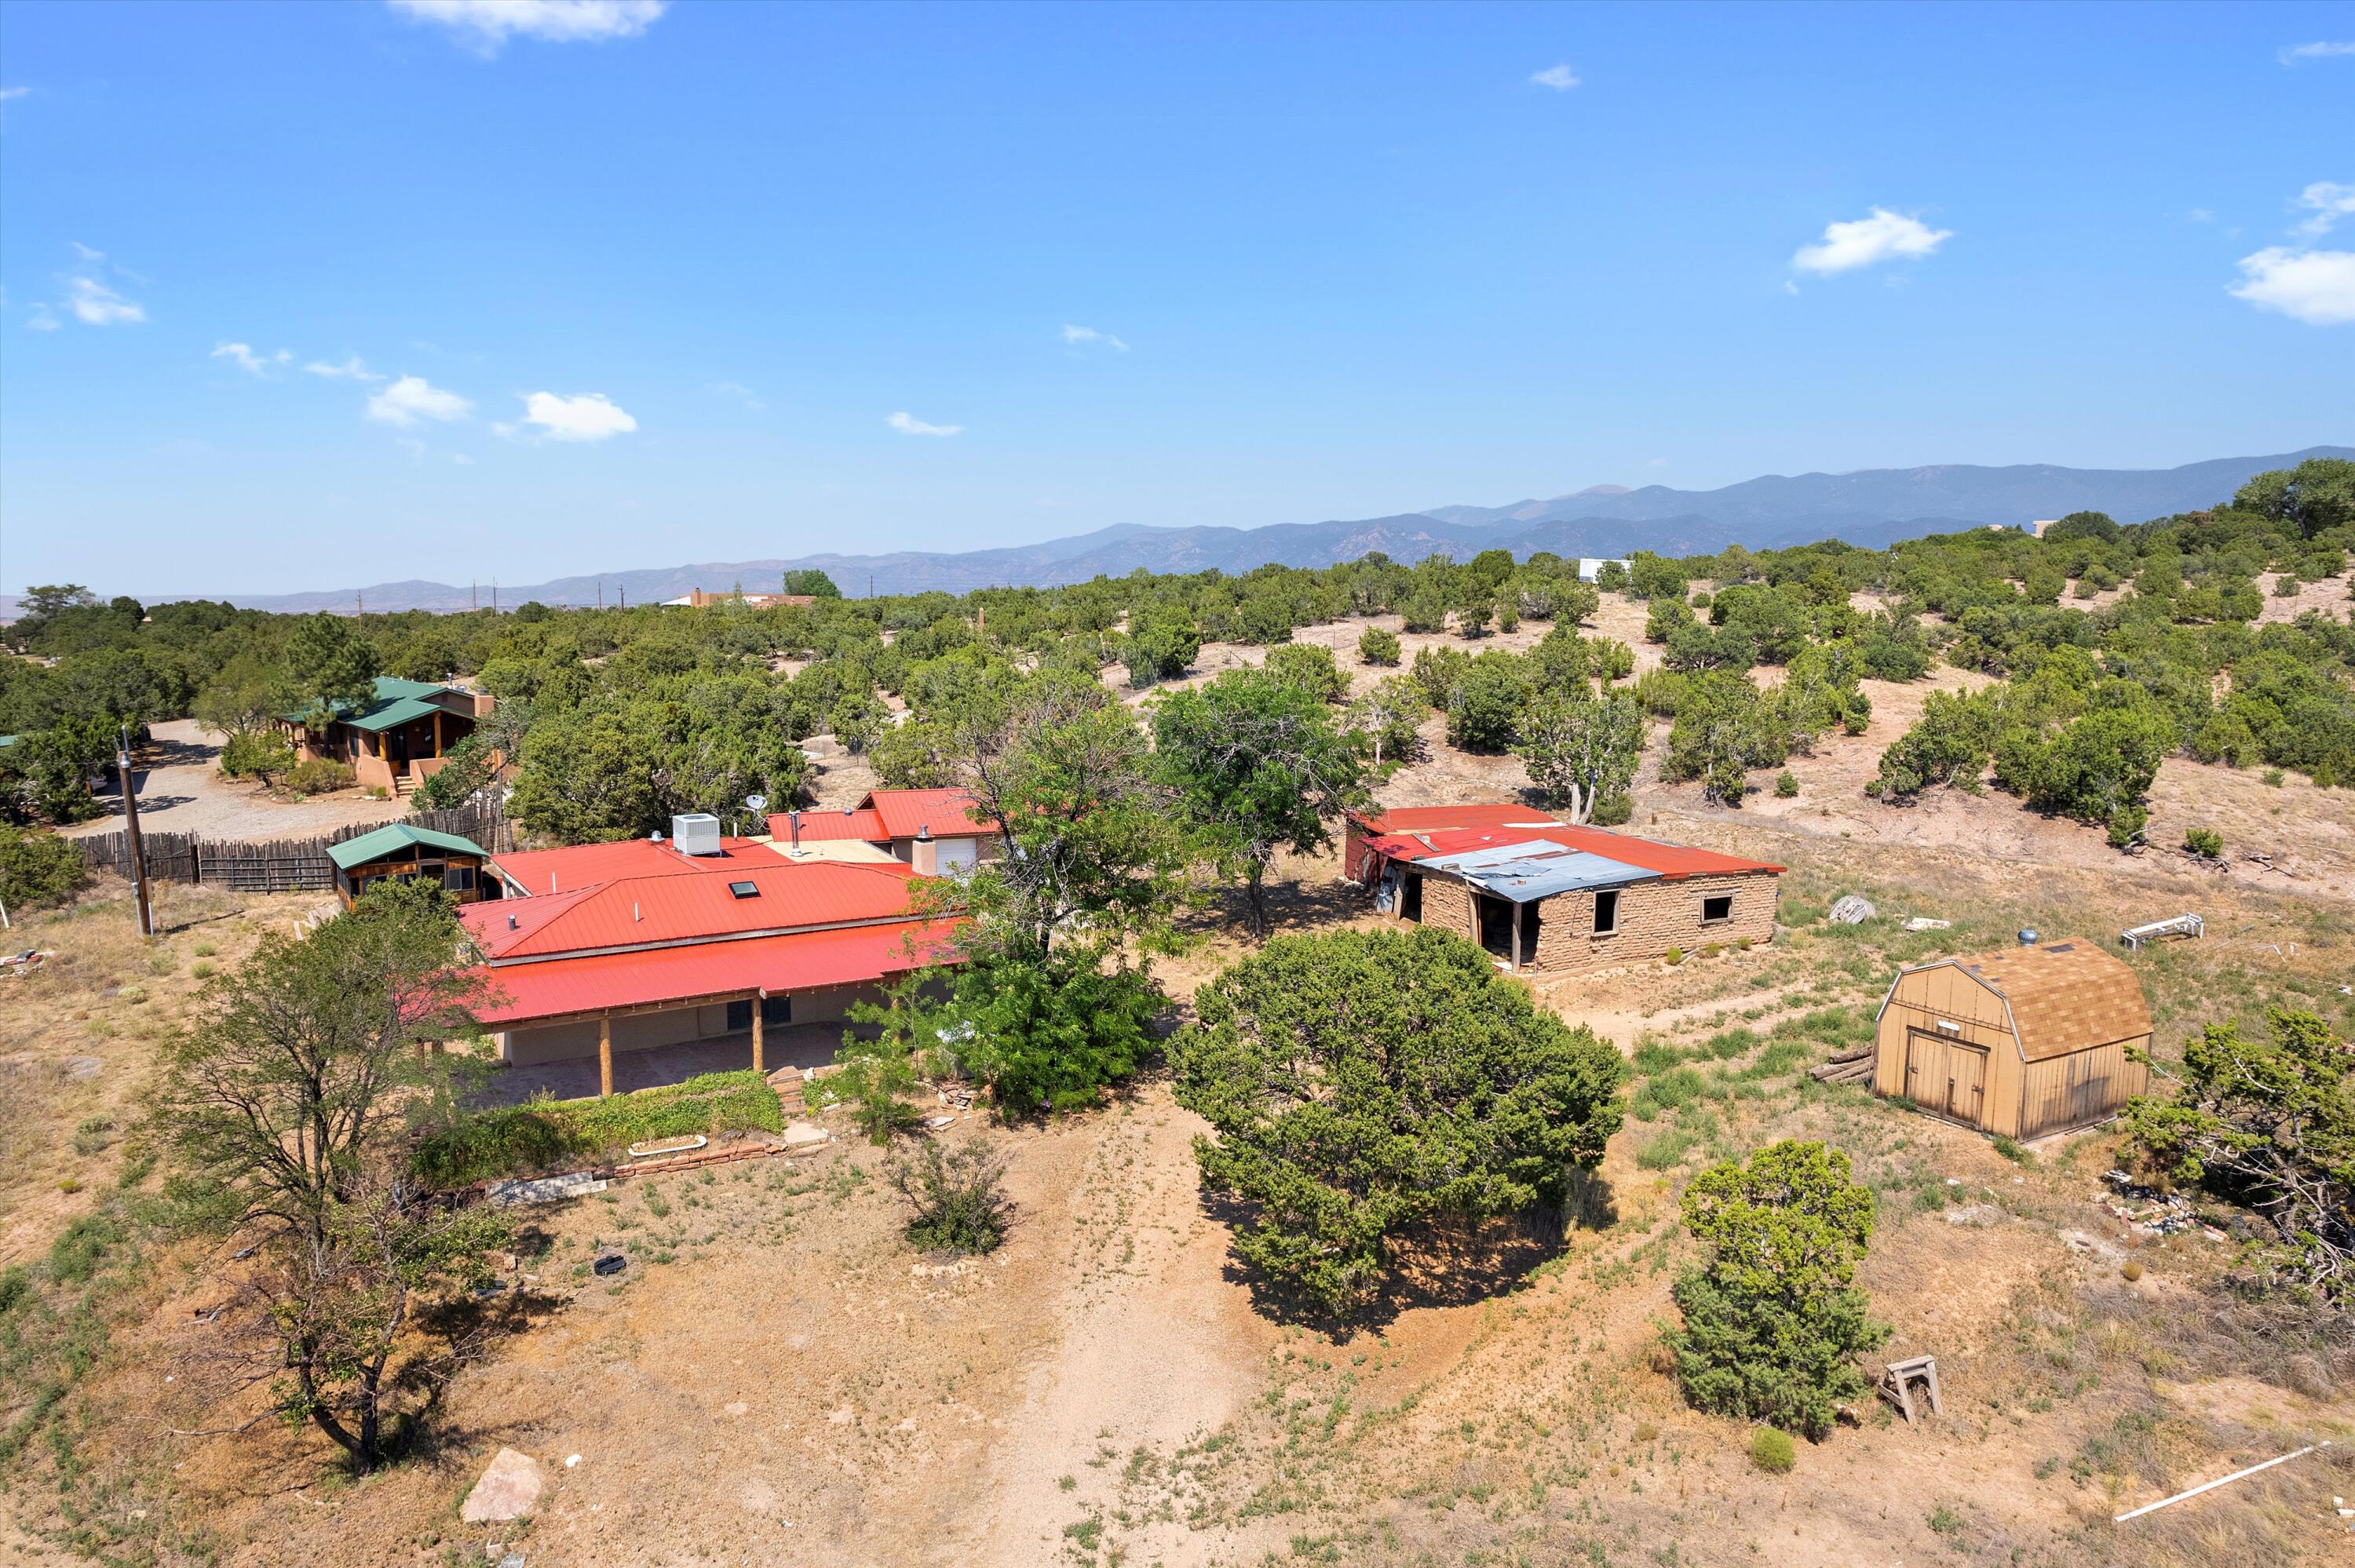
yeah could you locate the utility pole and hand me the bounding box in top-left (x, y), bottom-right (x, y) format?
top-left (356, 589), bottom-right (363, 618)
top-left (598, 582), bottom-right (604, 610)
top-left (491, 578), bottom-right (498, 614)
top-left (868, 572), bottom-right (874, 600)
top-left (116, 726), bottom-right (153, 939)
top-left (619, 583), bottom-right (626, 610)
top-left (472, 580), bottom-right (479, 611)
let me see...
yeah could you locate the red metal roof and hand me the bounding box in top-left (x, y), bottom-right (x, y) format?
top-left (765, 806), bottom-right (889, 844)
top-left (488, 837), bottom-right (774, 895)
top-left (863, 787), bottom-right (995, 841)
top-left (458, 855), bottom-right (925, 961)
top-left (469, 917), bottom-right (961, 1027)
top-left (1356, 804), bottom-right (1783, 881)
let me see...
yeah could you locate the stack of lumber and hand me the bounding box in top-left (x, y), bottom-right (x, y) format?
top-left (1809, 1044), bottom-right (1875, 1085)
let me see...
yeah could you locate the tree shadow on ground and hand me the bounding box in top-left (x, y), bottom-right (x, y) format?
top-left (1203, 1168), bottom-right (1622, 1337)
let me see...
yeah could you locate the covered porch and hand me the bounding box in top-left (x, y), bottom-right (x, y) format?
top-left (473, 1019), bottom-right (867, 1107)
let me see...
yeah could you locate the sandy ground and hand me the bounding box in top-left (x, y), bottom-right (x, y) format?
top-left (60, 718), bottom-right (409, 843)
top-left (11, 822), bottom-right (2355, 1568)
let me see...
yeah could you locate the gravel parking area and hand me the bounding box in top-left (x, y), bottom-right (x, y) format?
top-left (60, 719), bottom-right (409, 843)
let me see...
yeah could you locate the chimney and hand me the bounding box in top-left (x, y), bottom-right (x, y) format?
top-left (789, 809), bottom-right (802, 853)
top-left (911, 823), bottom-right (938, 877)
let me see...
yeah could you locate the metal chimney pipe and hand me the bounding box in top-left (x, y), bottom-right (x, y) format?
top-left (789, 810), bottom-right (801, 851)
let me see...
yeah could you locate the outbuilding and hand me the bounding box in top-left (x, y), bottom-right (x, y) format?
top-left (1871, 937), bottom-right (2152, 1140)
top-left (329, 822), bottom-right (495, 909)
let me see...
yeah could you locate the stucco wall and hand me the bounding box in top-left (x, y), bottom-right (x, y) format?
top-left (1528, 871), bottom-right (1778, 972)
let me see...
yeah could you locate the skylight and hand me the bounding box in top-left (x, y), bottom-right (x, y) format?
top-left (728, 881), bottom-right (760, 899)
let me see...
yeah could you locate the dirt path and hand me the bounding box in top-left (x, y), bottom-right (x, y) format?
top-left (61, 719), bottom-right (407, 842)
top-left (953, 1088), bottom-right (1276, 1566)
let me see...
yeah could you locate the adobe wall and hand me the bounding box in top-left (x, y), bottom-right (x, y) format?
top-left (1418, 875), bottom-right (1476, 942)
top-left (1528, 870), bottom-right (1778, 972)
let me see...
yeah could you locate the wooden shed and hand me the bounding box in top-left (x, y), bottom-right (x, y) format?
top-left (328, 822), bottom-right (494, 909)
top-left (1871, 937), bottom-right (2152, 1140)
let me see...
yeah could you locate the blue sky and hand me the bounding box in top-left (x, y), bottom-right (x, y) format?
top-left (2, 0), bottom-right (2350, 596)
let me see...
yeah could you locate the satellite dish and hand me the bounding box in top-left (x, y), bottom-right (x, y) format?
top-left (745, 793), bottom-right (769, 814)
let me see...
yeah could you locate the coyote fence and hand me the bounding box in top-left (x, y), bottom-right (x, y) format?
top-left (73, 800), bottom-right (513, 895)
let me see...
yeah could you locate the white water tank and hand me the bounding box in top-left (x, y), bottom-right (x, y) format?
top-left (671, 813), bottom-right (723, 856)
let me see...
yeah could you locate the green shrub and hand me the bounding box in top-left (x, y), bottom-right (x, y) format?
top-left (1638, 1129), bottom-right (1695, 1170)
top-left (1774, 770), bottom-right (1799, 798)
top-left (1750, 1428), bottom-right (1795, 1473)
top-left (2183, 826), bottom-right (2222, 859)
top-left (1990, 1134), bottom-right (2032, 1165)
top-left (1356, 625), bottom-right (1403, 666)
top-left (218, 727), bottom-right (295, 781)
top-left (892, 1138), bottom-right (1012, 1255)
top-left (412, 1070), bottom-right (783, 1186)
top-left (283, 757), bottom-right (356, 797)
top-left (0, 823), bottom-right (88, 912)
top-left (1663, 1141), bottom-right (1888, 1439)
top-left (1264, 642), bottom-right (1349, 704)
top-left (1705, 1028), bottom-right (1758, 1060)
top-left (1663, 946), bottom-right (1684, 966)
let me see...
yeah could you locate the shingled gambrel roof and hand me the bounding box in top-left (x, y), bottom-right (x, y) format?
top-left (1885, 939), bottom-right (2152, 1062)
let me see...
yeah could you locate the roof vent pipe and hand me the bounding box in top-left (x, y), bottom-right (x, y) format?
top-left (789, 810), bottom-right (802, 852)
top-left (506, 913), bottom-right (518, 931)
top-left (916, 824), bottom-right (932, 841)
top-left (2017, 928), bottom-right (2039, 946)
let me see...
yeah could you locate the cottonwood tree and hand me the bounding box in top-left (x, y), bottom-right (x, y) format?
top-left (2123, 1007), bottom-right (2352, 1304)
top-left (1663, 1140), bottom-right (1887, 1439)
top-left (1513, 690), bottom-right (1644, 822)
top-left (1171, 927), bottom-right (1627, 1314)
top-left (155, 881), bottom-right (508, 1472)
top-left (882, 671), bottom-right (1184, 1114)
top-left (1152, 668), bottom-right (1366, 936)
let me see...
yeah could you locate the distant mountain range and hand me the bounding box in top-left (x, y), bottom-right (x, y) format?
top-left (114, 446), bottom-right (2355, 614)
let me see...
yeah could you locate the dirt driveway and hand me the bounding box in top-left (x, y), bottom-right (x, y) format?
top-left (61, 718), bottom-right (407, 843)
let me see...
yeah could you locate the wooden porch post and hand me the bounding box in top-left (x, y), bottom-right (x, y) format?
top-left (433, 709), bottom-right (444, 755)
top-left (598, 1014), bottom-right (614, 1098)
top-left (1517, 903), bottom-right (1531, 971)
top-left (750, 994), bottom-right (765, 1074)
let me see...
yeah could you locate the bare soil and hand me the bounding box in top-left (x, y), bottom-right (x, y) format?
top-left (11, 623), bottom-right (2355, 1568)
top-left (60, 719), bottom-right (410, 843)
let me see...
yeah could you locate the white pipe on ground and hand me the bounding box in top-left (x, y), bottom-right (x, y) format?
top-left (2112, 1440), bottom-right (2330, 1522)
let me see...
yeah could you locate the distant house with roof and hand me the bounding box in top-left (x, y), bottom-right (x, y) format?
top-left (767, 787), bottom-right (999, 876)
top-left (460, 813), bottom-right (962, 1096)
top-left (280, 676), bottom-right (488, 797)
top-left (329, 822), bottom-right (494, 909)
top-left (1345, 803), bottom-right (1784, 972)
top-left (660, 589), bottom-right (819, 610)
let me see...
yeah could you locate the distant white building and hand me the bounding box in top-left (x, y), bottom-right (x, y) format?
top-left (1576, 556), bottom-right (1633, 582)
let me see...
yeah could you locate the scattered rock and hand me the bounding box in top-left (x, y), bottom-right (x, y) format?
top-left (1943, 1203), bottom-right (2003, 1227)
top-left (460, 1449), bottom-right (548, 1524)
top-left (781, 1122), bottom-right (831, 1149)
top-left (62, 1055), bottom-right (102, 1081)
top-left (1827, 895), bottom-right (1876, 925)
top-left (826, 1404), bottom-right (855, 1425)
top-left (724, 1401), bottom-right (749, 1417)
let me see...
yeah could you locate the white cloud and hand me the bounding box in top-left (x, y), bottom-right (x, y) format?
top-left (26, 304), bottom-right (59, 331)
top-left (1061, 323), bottom-right (1130, 351)
top-left (711, 380), bottom-right (765, 409)
top-left (2295, 181), bottom-right (2355, 237)
top-left (1792, 206), bottom-right (1952, 274)
top-left (389, 0), bottom-right (666, 53)
top-left (2227, 246), bottom-right (2355, 325)
top-left (66, 275), bottom-right (145, 324)
top-left (212, 341), bottom-right (290, 375)
top-left (0, 86), bottom-right (29, 103)
top-left (1530, 64), bottom-right (1579, 91)
top-left (2184, 207), bottom-right (2214, 224)
top-left (2280, 41), bottom-right (2355, 64)
top-left (366, 374), bottom-right (473, 426)
top-left (886, 410), bottom-right (963, 437)
top-left (69, 241), bottom-right (104, 262)
top-left (1646, 457), bottom-right (1669, 468)
top-left (305, 356), bottom-right (386, 382)
top-left (521, 390), bottom-right (638, 442)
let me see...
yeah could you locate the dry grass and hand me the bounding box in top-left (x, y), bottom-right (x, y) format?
top-left (5, 751), bottom-right (2353, 1566)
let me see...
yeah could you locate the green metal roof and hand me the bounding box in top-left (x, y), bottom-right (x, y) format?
top-left (287, 676), bottom-right (462, 729)
top-left (328, 822), bottom-right (489, 871)
top-left (342, 695), bottom-right (447, 732)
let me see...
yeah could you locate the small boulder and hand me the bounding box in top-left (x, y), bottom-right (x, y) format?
top-left (460, 1449), bottom-right (548, 1523)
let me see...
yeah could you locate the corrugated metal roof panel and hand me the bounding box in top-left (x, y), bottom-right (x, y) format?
top-left (765, 808), bottom-right (888, 844)
top-left (471, 918), bottom-right (961, 1026)
top-left (1356, 804), bottom-right (1784, 880)
top-left (864, 788), bottom-right (995, 841)
top-left (1444, 849), bottom-right (1656, 903)
top-left (459, 856), bottom-right (923, 960)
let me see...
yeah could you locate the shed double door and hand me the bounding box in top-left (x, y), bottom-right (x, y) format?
top-left (1905, 1028), bottom-right (1989, 1129)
